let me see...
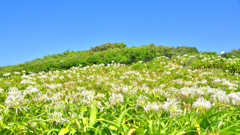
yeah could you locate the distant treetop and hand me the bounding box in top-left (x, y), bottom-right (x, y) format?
top-left (90, 42), bottom-right (126, 52)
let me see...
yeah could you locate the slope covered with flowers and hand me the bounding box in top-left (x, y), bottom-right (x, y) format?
top-left (0, 55), bottom-right (240, 134)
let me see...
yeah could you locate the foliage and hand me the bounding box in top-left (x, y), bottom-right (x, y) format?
top-left (221, 47), bottom-right (240, 58)
top-left (90, 42), bottom-right (126, 52)
top-left (173, 54), bottom-right (240, 74)
top-left (200, 52), bottom-right (217, 56)
top-left (171, 46), bottom-right (199, 57)
top-left (1, 55), bottom-right (240, 134)
top-left (0, 43), bottom-right (176, 76)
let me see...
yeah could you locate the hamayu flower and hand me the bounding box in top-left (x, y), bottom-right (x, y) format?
top-left (162, 98), bottom-right (183, 117)
top-left (109, 93), bottom-right (124, 106)
top-left (24, 85), bottom-right (39, 95)
top-left (143, 102), bottom-right (161, 113)
top-left (45, 83), bottom-right (62, 90)
top-left (5, 87), bottom-right (29, 114)
top-left (48, 112), bottom-right (70, 125)
top-left (51, 92), bottom-right (63, 102)
top-left (20, 79), bottom-right (29, 84)
top-left (192, 97), bottom-right (211, 110)
top-left (228, 93), bottom-right (240, 105)
top-left (80, 90), bottom-right (95, 105)
top-left (3, 73), bottom-right (11, 77)
top-left (13, 72), bottom-right (21, 75)
top-left (211, 90), bottom-right (229, 104)
top-left (0, 88), bottom-right (4, 93)
top-left (136, 95), bottom-right (148, 107)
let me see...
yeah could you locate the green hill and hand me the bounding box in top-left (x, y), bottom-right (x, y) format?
top-left (0, 42), bottom-right (199, 76)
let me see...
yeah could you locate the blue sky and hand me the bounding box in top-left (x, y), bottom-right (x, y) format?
top-left (0, 0), bottom-right (240, 66)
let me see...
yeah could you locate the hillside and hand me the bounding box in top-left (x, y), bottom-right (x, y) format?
top-left (0, 42), bottom-right (199, 77)
top-left (1, 54), bottom-right (240, 134)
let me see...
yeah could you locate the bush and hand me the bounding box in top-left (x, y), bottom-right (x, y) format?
top-left (90, 42), bottom-right (126, 52)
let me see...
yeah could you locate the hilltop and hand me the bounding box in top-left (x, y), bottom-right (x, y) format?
top-left (0, 42), bottom-right (200, 76)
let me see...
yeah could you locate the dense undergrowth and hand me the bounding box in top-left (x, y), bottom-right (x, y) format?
top-left (1, 54), bottom-right (240, 134)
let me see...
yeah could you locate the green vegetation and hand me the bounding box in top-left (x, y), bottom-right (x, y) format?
top-left (1, 54), bottom-right (240, 134)
top-left (221, 47), bottom-right (240, 58)
top-left (171, 46), bottom-right (199, 56)
top-left (90, 42), bottom-right (126, 52)
top-left (2, 43), bottom-right (240, 134)
top-left (0, 43), bottom-right (199, 77)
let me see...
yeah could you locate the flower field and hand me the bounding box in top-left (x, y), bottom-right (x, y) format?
top-left (0, 55), bottom-right (240, 134)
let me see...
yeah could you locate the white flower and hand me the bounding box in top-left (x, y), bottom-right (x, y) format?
top-left (26, 85), bottom-right (39, 93)
top-left (0, 88), bottom-right (4, 93)
top-left (192, 97), bottom-right (212, 110)
top-left (109, 93), bottom-right (123, 106)
top-left (13, 72), bottom-right (21, 75)
top-left (48, 112), bottom-right (70, 125)
top-left (80, 90), bottom-right (95, 105)
top-left (51, 92), bottom-right (63, 102)
top-left (162, 98), bottom-right (183, 117)
top-left (136, 95), bottom-right (148, 107)
top-left (45, 83), bottom-right (62, 90)
top-left (228, 93), bottom-right (240, 105)
top-left (5, 87), bottom-right (29, 114)
top-left (59, 76), bottom-right (64, 80)
top-left (211, 90), bottom-right (229, 103)
top-left (3, 73), bottom-right (11, 77)
top-left (144, 102), bottom-right (161, 113)
top-left (96, 93), bottom-right (105, 98)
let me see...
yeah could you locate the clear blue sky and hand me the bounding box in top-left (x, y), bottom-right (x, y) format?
top-left (0, 0), bottom-right (240, 66)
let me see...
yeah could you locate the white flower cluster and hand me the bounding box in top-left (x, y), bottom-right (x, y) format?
top-left (80, 90), bottom-right (95, 105)
top-left (136, 95), bottom-right (148, 107)
top-left (23, 85), bottom-right (39, 95)
top-left (228, 93), bottom-right (240, 105)
top-left (45, 83), bottom-right (62, 90)
top-left (109, 93), bottom-right (124, 106)
top-left (0, 88), bottom-right (4, 93)
top-left (192, 97), bottom-right (212, 110)
top-left (1, 55), bottom-right (240, 125)
top-left (48, 112), bottom-right (70, 125)
top-left (3, 73), bottom-right (11, 77)
top-left (5, 87), bottom-right (28, 113)
top-left (143, 102), bottom-right (161, 113)
top-left (162, 98), bottom-right (183, 117)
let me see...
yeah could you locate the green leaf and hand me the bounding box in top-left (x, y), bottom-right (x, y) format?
top-left (174, 126), bottom-right (198, 135)
top-left (104, 127), bottom-right (112, 135)
top-left (45, 129), bottom-right (60, 135)
top-left (130, 118), bottom-right (150, 131)
top-left (75, 119), bottom-right (81, 129)
top-left (101, 114), bottom-right (118, 121)
top-left (118, 108), bottom-right (132, 126)
top-left (58, 128), bottom-right (69, 135)
top-left (128, 128), bottom-right (136, 135)
top-left (97, 119), bottom-right (121, 131)
top-left (200, 115), bottom-right (210, 129)
top-left (90, 102), bottom-right (97, 126)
